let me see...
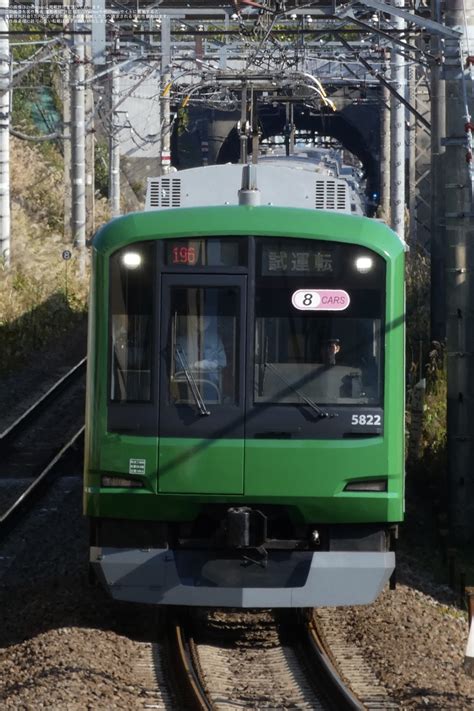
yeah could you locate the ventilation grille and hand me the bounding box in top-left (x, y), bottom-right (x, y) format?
top-left (337, 183), bottom-right (347, 210)
top-left (146, 177), bottom-right (181, 209)
top-left (145, 170), bottom-right (353, 211)
top-left (315, 179), bottom-right (349, 211)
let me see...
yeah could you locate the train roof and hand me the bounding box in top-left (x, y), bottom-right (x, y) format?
top-left (258, 148), bottom-right (361, 179)
top-left (145, 161), bottom-right (364, 216)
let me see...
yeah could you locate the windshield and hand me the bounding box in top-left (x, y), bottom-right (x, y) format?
top-left (107, 237), bottom-right (387, 439)
top-left (168, 285), bottom-right (240, 406)
top-left (254, 238), bottom-right (385, 407)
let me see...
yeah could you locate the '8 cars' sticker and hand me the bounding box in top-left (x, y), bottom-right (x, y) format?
top-left (292, 289), bottom-right (350, 311)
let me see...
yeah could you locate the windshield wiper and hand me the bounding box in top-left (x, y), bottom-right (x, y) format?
top-left (264, 362), bottom-right (330, 419)
top-left (175, 345), bottom-right (210, 416)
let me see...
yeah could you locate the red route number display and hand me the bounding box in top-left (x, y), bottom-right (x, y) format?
top-left (171, 246), bottom-right (197, 265)
top-left (164, 239), bottom-right (244, 267)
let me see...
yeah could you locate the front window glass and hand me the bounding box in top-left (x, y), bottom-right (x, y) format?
top-left (110, 243), bottom-right (154, 402)
top-left (255, 238), bottom-right (385, 406)
top-left (168, 286), bottom-right (240, 405)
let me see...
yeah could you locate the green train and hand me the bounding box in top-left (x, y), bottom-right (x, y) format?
top-left (84, 160), bottom-right (405, 607)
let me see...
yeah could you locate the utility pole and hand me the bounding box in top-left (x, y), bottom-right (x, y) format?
top-left (408, 61), bottom-right (417, 242)
top-left (63, 43), bottom-right (72, 239)
top-left (84, 0), bottom-right (95, 236)
top-left (0, 0), bottom-right (10, 267)
top-left (390, 0), bottom-right (405, 241)
top-left (445, 0), bottom-right (474, 543)
top-left (71, 4), bottom-right (86, 274)
top-left (108, 35), bottom-right (120, 217)
top-left (430, 0), bottom-right (447, 341)
top-left (161, 15), bottom-right (171, 173)
top-left (380, 82), bottom-right (391, 223)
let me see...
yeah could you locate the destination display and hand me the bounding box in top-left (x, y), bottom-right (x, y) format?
top-left (165, 239), bottom-right (244, 267)
top-left (261, 244), bottom-right (338, 276)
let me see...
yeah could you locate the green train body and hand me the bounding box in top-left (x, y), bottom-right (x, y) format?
top-left (84, 166), bottom-right (405, 607)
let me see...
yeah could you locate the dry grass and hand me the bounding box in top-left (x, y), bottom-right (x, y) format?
top-left (0, 138), bottom-right (107, 372)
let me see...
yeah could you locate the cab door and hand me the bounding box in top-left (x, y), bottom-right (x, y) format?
top-left (158, 274), bottom-right (246, 494)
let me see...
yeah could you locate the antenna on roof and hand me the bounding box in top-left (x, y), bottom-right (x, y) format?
top-left (238, 164), bottom-right (260, 206)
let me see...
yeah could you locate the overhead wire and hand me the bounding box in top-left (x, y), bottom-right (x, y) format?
top-left (5, 4), bottom-right (443, 152)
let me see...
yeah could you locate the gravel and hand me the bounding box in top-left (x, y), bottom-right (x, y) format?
top-left (0, 478), bottom-right (164, 710)
top-left (318, 553), bottom-right (474, 709)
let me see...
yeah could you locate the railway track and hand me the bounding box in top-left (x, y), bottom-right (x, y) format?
top-left (0, 359), bottom-right (86, 538)
top-left (160, 609), bottom-right (398, 710)
top-left (0, 358), bottom-right (86, 453)
top-left (166, 619), bottom-right (211, 710)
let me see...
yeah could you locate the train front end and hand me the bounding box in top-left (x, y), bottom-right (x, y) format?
top-left (84, 172), bottom-right (405, 608)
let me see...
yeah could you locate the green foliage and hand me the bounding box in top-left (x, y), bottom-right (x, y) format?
top-left (95, 140), bottom-right (109, 198)
top-left (11, 24), bottom-right (63, 164)
top-left (177, 107), bottom-right (189, 136)
top-left (405, 244), bottom-right (447, 477)
top-left (10, 25), bottom-right (45, 60)
top-left (423, 343), bottom-right (447, 457)
top-left (405, 243), bottom-right (430, 359)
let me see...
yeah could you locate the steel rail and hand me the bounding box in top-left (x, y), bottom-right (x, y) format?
top-left (0, 426), bottom-right (84, 539)
top-left (0, 357), bottom-right (86, 452)
top-left (303, 613), bottom-right (365, 711)
top-left (170, 609), bottom-right (368, 709)
top-left (166, 619), bottom-right (213, 710)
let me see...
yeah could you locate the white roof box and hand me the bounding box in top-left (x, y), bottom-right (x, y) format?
top-left (145, 163), bottom-right (360, 214)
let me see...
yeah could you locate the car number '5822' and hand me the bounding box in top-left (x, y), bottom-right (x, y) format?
top-left (351, 414), bottom-right (381, 426)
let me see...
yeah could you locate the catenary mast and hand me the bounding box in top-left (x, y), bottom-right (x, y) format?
top-left (445, 0), bottom-right (474, 543)
top-left (0, 0), bottom-right (10, 267)
top-left (390, 0), bottom-right (406, 241)
top-left (430, 0), bottom-right (446, 341)
top-left (71, 2), bottom-right (86, 273)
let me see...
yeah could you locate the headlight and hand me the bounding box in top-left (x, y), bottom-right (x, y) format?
top-left (355, 256), bottom-right (373, 273)
top-left (122, 252), bottom-right (142, 269)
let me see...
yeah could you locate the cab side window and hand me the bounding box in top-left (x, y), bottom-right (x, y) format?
top-left (110, 244), bottom-right (155, 403)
